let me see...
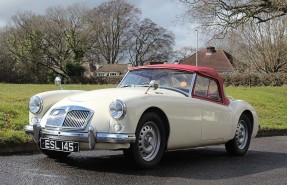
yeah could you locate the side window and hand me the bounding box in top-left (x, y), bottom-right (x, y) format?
top-left (193, 75), bottom-right (221, 102)
top-left (207, 79), bottom-right (221, 101)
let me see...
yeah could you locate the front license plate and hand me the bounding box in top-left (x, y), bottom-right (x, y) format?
top-left (40, 138), bottom-right (79, 152)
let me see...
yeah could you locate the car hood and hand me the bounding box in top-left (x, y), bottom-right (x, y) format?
top-left (68, 88), bottom-right (147, 102)
top-left (46, 87), bottom-right (186, 113)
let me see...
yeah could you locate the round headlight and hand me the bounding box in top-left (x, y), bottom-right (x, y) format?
top-left (109, 100), bottom-right (126, 119)
top-left (29, 96), bottom-right (43, 114)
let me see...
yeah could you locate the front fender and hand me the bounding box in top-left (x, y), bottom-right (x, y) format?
top-left (28, 90), bottom-right (85, 125)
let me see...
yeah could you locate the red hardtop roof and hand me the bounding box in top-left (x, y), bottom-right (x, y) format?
top-left (130, 64), bottom-right (229, 105)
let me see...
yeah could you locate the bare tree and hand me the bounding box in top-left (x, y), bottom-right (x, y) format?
top-left (179, 0), bottom-right (287, 36)
top-left (92, 0), bottom-right (141, 64)
top-left (44, 4), bottom-right (97, 77)
top-left (239, 17), bottom-right (287, 73)
top-left (128, 18), bottom-right (175, 66)
top-left (208, 16), bottom-right (287, 73)
top-left (173, 46), bottom-right (195, 62)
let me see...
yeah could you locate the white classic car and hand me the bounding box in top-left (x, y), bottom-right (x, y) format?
top-left (25, 64), bottom-right (259, 169)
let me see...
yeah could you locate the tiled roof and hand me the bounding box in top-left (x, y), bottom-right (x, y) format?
top-left (180, 47), bottom-right (236, 73)
top-left (97, 64), bottom-right (128, 74)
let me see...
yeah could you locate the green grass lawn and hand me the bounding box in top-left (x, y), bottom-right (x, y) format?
top-left (225, 86), bottom-right (287, 131)
top-left (0, 84), bottom-right (286, 143)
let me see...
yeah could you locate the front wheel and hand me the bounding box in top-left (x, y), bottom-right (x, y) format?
top-left (128, 112), bottom-right (166, 169)
top-left (225, 114), bottom-right (251, 156)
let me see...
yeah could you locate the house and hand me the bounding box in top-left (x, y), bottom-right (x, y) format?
top-left (95, 64), bottom-right (130, 77)
top-left (180, 46), bottom-right (237, 73)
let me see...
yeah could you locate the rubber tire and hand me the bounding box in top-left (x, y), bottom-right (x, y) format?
top-left (225, 114), bottom-right (252, 156)
top-left (39, 147), bottom-right (71, 159)
top-left (127, 112), bottom-right (166, 169)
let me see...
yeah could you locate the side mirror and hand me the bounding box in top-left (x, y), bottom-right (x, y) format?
top-left (145, 80), bottom-right (159, 94)
top-left (149, 80), bottom-right (159, 90)
top-left (54, 76), bottom-right (63, 90)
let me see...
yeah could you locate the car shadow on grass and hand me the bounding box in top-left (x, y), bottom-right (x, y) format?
top-left (43, 146), bottom-right (287, 180)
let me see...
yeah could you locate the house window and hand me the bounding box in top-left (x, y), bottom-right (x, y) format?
top-left (193, 75), bottom-right (221, 102)
top-left (97, 72), bottom-right (106, 77)
top-left (109, 72), bottom-right (117, 76)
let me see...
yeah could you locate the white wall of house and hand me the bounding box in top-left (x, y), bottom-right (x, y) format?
top-left (96, 72), bottom-right (121, 77)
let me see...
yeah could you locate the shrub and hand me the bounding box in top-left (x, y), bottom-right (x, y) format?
top-left (0, 129), bottom-right (31, 144)
top-left (67, 75), bottom-right (123, 84)
top-left (221, 72), bottom-right (287, 87)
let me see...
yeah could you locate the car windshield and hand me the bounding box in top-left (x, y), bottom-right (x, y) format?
top-left (118, 69), bottom-right (194, 94)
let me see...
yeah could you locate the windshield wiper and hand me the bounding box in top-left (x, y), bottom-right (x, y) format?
top-left (121, 83), bottom-right (150, 88)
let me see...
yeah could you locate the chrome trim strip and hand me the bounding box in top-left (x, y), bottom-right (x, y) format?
top-left (117, 71), bottom-right (129, 88)
top-left (96, 133), bottom-right (136, 143)
top-left (159, 86), bottom-right (189, 97)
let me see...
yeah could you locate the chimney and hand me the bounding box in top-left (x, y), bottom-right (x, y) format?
top-left (206, 46), bottom-right (216, 55)
top-left (95, 62), bottom-right (100, 70)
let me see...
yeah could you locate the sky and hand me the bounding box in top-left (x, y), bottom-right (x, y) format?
top-left (0, 0), bottom-right (204, 50)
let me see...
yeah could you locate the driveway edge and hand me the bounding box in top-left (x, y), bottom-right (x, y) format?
top-left (0, 142), bottom-right (40, 155)
top-left (0, 129), bottom-right (286, 155)
top-left (256, 129), bottom-right (287, 137)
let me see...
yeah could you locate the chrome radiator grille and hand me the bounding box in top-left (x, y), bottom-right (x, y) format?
top-left (46, 106), bottom-right (93, 130)
top-left (63, 110), bottom-right (90, 128)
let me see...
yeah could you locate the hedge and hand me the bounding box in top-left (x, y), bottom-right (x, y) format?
top-left (221, 73), bottom-right (287, 87)
top-left (68, 76), bottom-right (123, 84)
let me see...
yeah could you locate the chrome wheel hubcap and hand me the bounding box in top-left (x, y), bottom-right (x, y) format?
top-left (138, 121), bottom-right (160, 161)
top-left (235, 120), bottom-right (248, 149)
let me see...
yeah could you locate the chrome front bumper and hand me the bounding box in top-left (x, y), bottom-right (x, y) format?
top-left (24, 124), bottom-right (136, 150)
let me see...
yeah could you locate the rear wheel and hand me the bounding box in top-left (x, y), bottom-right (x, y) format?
top-left (225, 114), bottom-right (251, 156)
top-left (127, 112), bottom-right (166, 169)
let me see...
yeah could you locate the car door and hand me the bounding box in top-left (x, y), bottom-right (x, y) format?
top-left (193, 75), bottom-right (232, 141)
